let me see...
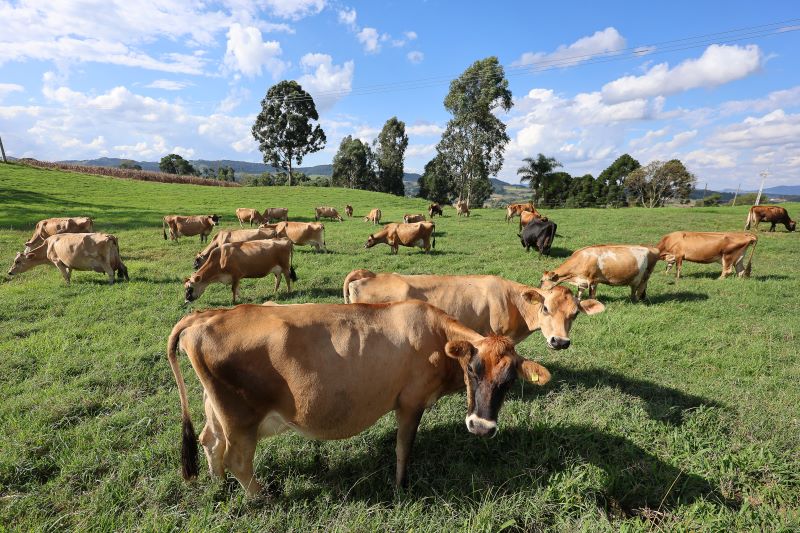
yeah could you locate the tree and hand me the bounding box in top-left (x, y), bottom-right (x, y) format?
top-left (517, 154), bottom-right (562, 206)
top-left (625, 159), bottom-right (696, 208)
top-left (251, 80), bottom-right (326, 186)
top-left (118, 160), bottom-right (141, 170)
top-left (436, 56), bottom-right (512, 207)
top-left (598, 154), bottom-right (640, 207)
top-left (417, 155), bottom-right (453, 204)
top-left (216, 165), bottom-right (235, 182)
top-left (374, 117), bottom-right (408, 196)
top-left (159, 153), bottom-right (195, 175)
top-left (696, 193), bottom-right (721, 207)
top-left (331, 136), bottom-right (378, 190)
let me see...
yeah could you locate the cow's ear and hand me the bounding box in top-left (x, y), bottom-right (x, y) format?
top-left (445, 340), bottom-right (476, 360)
top-left (546, 272), bottom-right (559, 282)
top-left (521, 288), bottom-right (545, 304)
top-left (183, 277), bottom-right (190, 283)
top-left (517, 359), bottom-right (551, 386)
top-left (579, 299), bottom-right (605, 315)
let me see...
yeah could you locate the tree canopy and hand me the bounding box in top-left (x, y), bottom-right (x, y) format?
top-left (159, 154), bottom-right (195, 175)
top-left (517, 154), bottom-right (562, 206)
top-left (331, 136), bottom-right (377, 190)
top-left (625, 159), bottom-right (696, 208)
top-left (374, 117), bottom-right (408, 196)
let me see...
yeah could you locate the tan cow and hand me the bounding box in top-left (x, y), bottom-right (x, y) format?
top-left (24, 217), bottom-right (94, 252)
top-left (163, 215), bottom-right (220, 242)
top-left (184, 238), bottom-right (296, 304)
top-left (518, 210), bottom-right (545, 230)
top-left (541, 245), bottom-right (660, 302)
top-left (744, 205), bottom-right (796, 232)
top-left (364, 222), bottom-right (435, 254)
top-left (403, 213), bottom-right (426, 223)
top-left (344, 270), bottom-right (605, 347)
top-left (235, 208), bottom-right (263, 228)
top-left (263, 207), bottom-right (289, 222)
top-left (345, 205), bottom-right (354, 218)
top-left (506, 202), bottom-right (535, 223)
top-left (315, 206), bottom-right (343, 222)
top-left (455, 200), bottom-right (470, 217)
top-left (428, 203), bottom-right (443, 218)
top-left (167, 300), bottom-right (551, 495)
top-left (260, 221), bottom-right (326, 252)
top-left (9, 233), bottom-right (128, 285)
top-left (193, 227), bottom-right (281, 269)
top-left (364, 208), bottom-right (382, 225)
top-left (656, 231), bottom-right (758, 279)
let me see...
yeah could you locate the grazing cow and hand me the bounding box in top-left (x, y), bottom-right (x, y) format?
top-left (656, 231), bottom-right (758, 280)
top-left (24, 216), bottom-right (94, 252)
top-left (167, 300), bottom-right (551, 495)
top-left (163, 215), bottom-right (220, 243)
top-left (403, 213), bottom-right (426, 223)
top-left (263, 207), bottom-right (289, 222)
top-left (518, 210), bottom-right (545, 230)
top-left (455, 200), bottom-right (470, 217)
top-left (184, 239), bottom-right (296, 304)
top-left (315, 206), bottom-right (343, 222)
top-left (364, 222), bottom-right (435, 254)
top-left (506, 202), bottom-right (536, 223)
top-left (519, 218), bottom-right (557, 255)
top-left (541, 245), bottom-right (660, 302)
top-left (428, 203), bottom-right (443, 218)
top-left (364, 208), bottom-right (382, 225)
top-left (194, 227), bottom-right (281, 269)
top-left (260, 221), bottom-right (326, 252)
top-left (345, 205), bottom-right (354, 218)
top-left (235, 208), bottom-right (263, 228)
top-left (344, 270), bottom-right (605, 347)
top-left (744, 205), bottom-right (796, 232)
top-left (9, 233), bottom-right (128, 285)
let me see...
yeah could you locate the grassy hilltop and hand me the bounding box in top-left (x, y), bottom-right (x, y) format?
top-left (1, 163), bottom-right (799, 531)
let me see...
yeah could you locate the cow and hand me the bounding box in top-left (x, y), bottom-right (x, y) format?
top-left (184, 239), bottom-right (296, 304)
top-left (540, 245), bottom-right (660, 302)
top-left (656, 231), bottom-right (758, 280)
top-left (403, 213), bottom-right (426, 223)
top-left (24, 216), bottom-right (94, 252)
top-left (167, 300), bottom-right (552, 496)
top-left (315, 206), bottom-right (343, 222)
top-left (506, 202), bottom-right (536, 223)
top-left (519, 218), bottom-right (557, 255)
top-left (263, 207), bottom-right (289, 223)
top-left (744, 205), bottom-right (796, 232)
top-left (193, 227), bottom-right (281, 270)
top-left (235, 208), bottom-right (263, 228)
top-left (9, 233), bottom-right (128, 285)
top-left (365, 222), bottom-right (435, 254)
top-left (364, 208), bottom-right (382, 225)
top-left (343, 270), bottom-right (605, 347)
top-left (455, 200), bottom-right (470, 217)
top-left (163, 215), bottom-right (220, 243)
top-left (260, 221), bottom-right (326, 252)
top-left (518, 210), bottom-right (545, 230)
top-left (428, 203), bottom-right (443, 218)
top-left (345, 205), bottom-right (354, 218)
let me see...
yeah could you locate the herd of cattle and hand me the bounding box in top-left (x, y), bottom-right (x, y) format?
top-left (5, 201), bottom-right (796, 498)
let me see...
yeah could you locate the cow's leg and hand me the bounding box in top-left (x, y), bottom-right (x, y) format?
top-left (770, 222), bottom-right (776, 232)
top-left (54, 261), bottom-right (71, 285)
top-left (239, 219), bottom-right (244, 228)
top-left (394, 406), bottom-right (424, 489)
top-left (104, 264), bottom-right (116, 285)
top-left (589, 284), bottom-right (598, 299)
top-left (675, 257), bottom-right (683, 280)
top-left (733, 252), bottom-right (746, 277)
top-left (231, 279), bottom-right (240, 304)
top-left (283, 270), bottom-right (292, 293)
top-left (273, 272), bottom-right (281, 292)
top-left (719, 256), bottom-right (731, 279)
top-left (199, 391), bottom-right (226, 479)
top-left (223, 430), bottom-right (262, 497)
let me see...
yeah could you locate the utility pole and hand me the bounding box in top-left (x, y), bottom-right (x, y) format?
top-left (0, 135), bottom-right (7, 163)
top-left (732, 184), bottom-right (740, 207)
top-left (702, 183), bottom-right (708, 202)
top-left (755, 170), bottom-right (769, 206)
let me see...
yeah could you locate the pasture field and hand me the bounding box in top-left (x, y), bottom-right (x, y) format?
top-left (1, 163), bottom-right (799, 531)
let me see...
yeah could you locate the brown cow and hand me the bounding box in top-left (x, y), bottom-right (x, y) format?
top-left (9, 233), bottom-right (128, 285)
top-left (744, 205), bottom-right (796, 232)
top-left (260, 221), bottom-right (326, 252)
top-left (541, 245), bottom-right (660, 302)
top-left (345, 205), bottom-right (354, 218)
top-left (506, 202), bottom-right (535, 223)
top-left (364, 222), bottom-right (435, 254)
top-left (193, 227), bottom-right (281, 269)
top-left (163, 215), bottom-right (220, 242)
top-left (24, 217), bottom-right (94, 252)
top-left (518, 210), bottom-right (545, 230)
top-left (428, 203), bottom-right (443, 218)
top-left (184, 238), bottom-right (296, 303)
top-left (656, 231), bottom-right (758, 279)
top-left (315, 206), bottom-right (343, 222)
top-left (363, 208), bottom-right (382, 225)
top-left (455, 200), bottom-right (470, 217)
top-left (344, 270), bottom-right (605, 347)
top-left (403, 213), bottom-right (426, 223)
top-left (235, 208), bottom-right (263, 228)
top-left (167, 300), bottom-right (551, 495)
top-left (263, 207), bottom-right (289, 222)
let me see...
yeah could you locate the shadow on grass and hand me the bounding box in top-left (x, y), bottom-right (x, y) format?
top-left (543, 246), bottom-right (573, 258)
top-left (646, 291), bottom-right (709, 304)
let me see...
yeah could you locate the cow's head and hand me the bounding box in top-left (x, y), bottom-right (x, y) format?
top-left (364, 234), bottom-right (378, 249)
top-left (789, 219), bottom-right (797, 231)
top-left (520, 285), bottom-right (604, 349)
top-left (8, 252), bottom-right (33, 276)
top-left (210, 215), bottom-right (220, 225)
top-left (183, 275), bottom-right (205, 303)
top-left (446, 335), bottom-right (550, 438)
top-left (193, 254), bottom-right (206, 270)
top-left (539, 271), bottom-right (559, 290)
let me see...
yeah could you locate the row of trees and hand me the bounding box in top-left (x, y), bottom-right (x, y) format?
top-left (154, 154), bottom-right (236, 182)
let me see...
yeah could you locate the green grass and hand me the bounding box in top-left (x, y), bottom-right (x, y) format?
top-left (1, 163), bottom-right (799, 531)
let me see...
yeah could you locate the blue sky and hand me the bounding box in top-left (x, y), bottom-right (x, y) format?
top-left (1, 0), bottom-right (799, 189)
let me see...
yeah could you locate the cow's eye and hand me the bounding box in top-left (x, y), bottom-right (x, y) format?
top-left (542, 305), bottom-right (550, 315)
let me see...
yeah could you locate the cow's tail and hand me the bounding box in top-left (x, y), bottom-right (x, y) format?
top-left (744, 236), bottom-right (758, 278)
top-left (342, 269), bottom-right (375, 303)
top-left (744, 207), bottom-right (754, 230)
top-left (167, 320), bottom-right (199, 480)
top-left (163, 217), bottom-right (168, 240)
top-left (289, 245), bottom-right (297, 281)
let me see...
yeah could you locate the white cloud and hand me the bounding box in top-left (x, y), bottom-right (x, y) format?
top-left (602, 44), bottom-right (763, 103)
top-left (298, 53), bottom-right (355, 110)
top-left (224, 23), bottom-right (286, 78)
top-left (406, 122), bottom-right (443, 136)
top-left (338, 8), bottom-right (357, 28)
top-left (406, 143), bottom-right (436, 158)
top-left (404, 31), bottom-right (418, 41)
top-left (263, 0), bottom-right (325, 20)
top-left (145, 80), bottom-right (192, 91)
top-left (357, 27), bottom-right (381, 54)
top-left (684, 149), bottom-right (737, 169)
top-left (407, 51), bottom-right (424, 64)
top-left (709, 109), bottom-right (800, 149)
top-left (513, 27), bottom-right (625, 68)
top-left (0, 83), bottom-right (24, 101)
top-left (719, 86), bottom-right (800, 116)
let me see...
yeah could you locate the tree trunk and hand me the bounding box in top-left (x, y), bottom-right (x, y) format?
top-left (288, 159), bottom-right (293, 187)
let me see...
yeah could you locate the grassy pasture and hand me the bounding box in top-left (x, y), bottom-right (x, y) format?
top-left (1, 163), bottom-right (798, 531)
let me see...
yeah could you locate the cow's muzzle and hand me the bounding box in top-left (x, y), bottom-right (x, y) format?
top-left (465, 414), bottom-right (497, 438)
top-left (548, 336), bottom-right (571, 350)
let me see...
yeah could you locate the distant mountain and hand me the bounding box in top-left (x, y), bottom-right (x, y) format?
top-left (764, 185), bottom-right (800, 196)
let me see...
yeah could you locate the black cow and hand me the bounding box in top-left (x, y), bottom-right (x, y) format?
top-left (519, 218), bottom-right (557, 255)
top-left (428, 203), bottom-right (444, 218)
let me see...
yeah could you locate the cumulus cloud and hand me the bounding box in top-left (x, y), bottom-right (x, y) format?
top-left (224, 23), bottom-right (286, 78)
top-left (512, 27), bottom-right (625, 68)
top-left (262, 0), bottom-right (325, 20)
top-left (338, 8), bottom-right (357, 28)
top-left (602, 44), bottom-right (763, 103)
top-left (357, 27), bottom-right (382, 53)
top-left (709, 109), bottom-right (800, 149)
top-left (406, 122), bottom-right (443, 136)
top-left (145, 79), bottom-right (193, 91)
top-left (0, 83), bottom-right (24, 101)
top-left (407, 51), bottom-right (424, 64)
top-left (298, 53), bottom-right (355, 110)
